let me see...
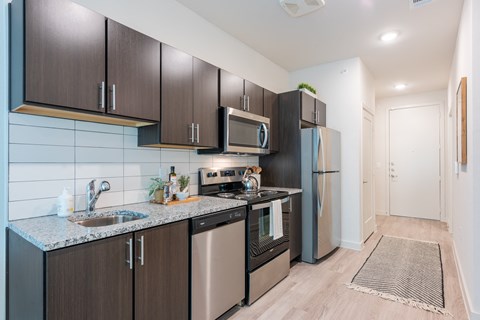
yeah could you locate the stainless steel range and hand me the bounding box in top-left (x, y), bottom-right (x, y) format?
top-left (199, 167), bottom-right (291, 305)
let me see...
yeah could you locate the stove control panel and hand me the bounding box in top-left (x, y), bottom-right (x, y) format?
top-left (199, 167), bottom-right (248, 186)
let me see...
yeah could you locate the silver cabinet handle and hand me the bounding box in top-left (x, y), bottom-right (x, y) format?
top-left (242, 95), bottom-right (246, 111)
top-left (137, 235), bottom-right (144, 266)
top-left (313, 111), bottom-right (317, 123)
top-left (190, 123), bottom-right (195, 143)
top-left (247, 95), bottom-right (250, 112)
top-left (110, 84), bottom-right (116, 111)
top-left (98, 81), bottom-right (105, 109)
top-left (196, 124), bottom-right (200, 143)
top-left (126, 238), bottom-right (133, 270)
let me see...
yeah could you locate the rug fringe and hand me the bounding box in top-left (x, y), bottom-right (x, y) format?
top-left (345, 283), bottom-right (453, 317)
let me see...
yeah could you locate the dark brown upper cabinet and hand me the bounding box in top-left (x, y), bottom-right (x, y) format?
top-left (299, 91), bottom-right (326, 126)
top-left (8, 221), bottom-right (189, 320)
top-left (10, 0), bottom-right (157, 126)
top-left (139, 45), bottom-right (218, 148)
top-left (107, 20), bottom-right (161, 122)
top-left (12, 0), bottom-right (105, 113)
top-left (219, 70), bottom-right (264, 116)
top-left (263, 89), bottom-right (279, 153)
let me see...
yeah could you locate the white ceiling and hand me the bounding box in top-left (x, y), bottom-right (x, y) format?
top-left (175, 0), bottom-right (463, 98)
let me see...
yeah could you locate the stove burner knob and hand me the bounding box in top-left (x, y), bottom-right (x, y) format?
top-left (212, 172), bottom-right (218, 177)
top-left (207, 172), bottom-right (213, 178)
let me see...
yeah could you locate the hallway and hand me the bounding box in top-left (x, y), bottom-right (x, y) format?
top-left (232, 215), bottom-right (468, 320)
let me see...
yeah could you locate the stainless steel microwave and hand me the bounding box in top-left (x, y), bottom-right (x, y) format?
top-left (198, 107), bottom-right (270, 155)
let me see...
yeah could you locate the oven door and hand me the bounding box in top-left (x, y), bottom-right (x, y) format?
top-left (224, 107), bottom-right (270, 155)
top-left (248, 197), bottom-right (290, 271)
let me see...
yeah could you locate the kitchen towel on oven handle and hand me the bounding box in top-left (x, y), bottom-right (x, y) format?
top-left (269, 199), bottom-right (283, 240)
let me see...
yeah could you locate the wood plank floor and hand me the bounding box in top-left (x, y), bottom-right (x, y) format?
top-left (232, 215), bottom-right (468, 320)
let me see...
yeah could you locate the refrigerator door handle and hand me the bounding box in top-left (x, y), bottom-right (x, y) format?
top-left (315, 127), bottom-right (326, 173)
top-left (317, 174), bottom-right (326, 218)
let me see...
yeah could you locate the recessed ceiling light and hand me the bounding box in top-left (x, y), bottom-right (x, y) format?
top-left (380, 31), bottom-right (399, 43)
top-left (394, 83), bottom-right (407, 90)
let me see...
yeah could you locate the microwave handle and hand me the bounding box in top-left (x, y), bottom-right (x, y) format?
top-left (259, 123), bottom-right (269, 148)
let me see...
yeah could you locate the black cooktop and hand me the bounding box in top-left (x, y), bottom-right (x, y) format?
top-left (213, 189), bottom-right (288, 204)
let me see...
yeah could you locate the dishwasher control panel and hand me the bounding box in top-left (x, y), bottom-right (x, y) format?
top-left (191, 207), bottom-right (246, 235)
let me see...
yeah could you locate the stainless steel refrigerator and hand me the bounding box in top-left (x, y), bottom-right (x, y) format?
top-left (301, 127), bottom-right (341, 263)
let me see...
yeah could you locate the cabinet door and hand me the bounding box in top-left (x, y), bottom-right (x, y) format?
top-left (135, 221), bottom-right (189, 320)
top-left (289, 194), bottom-right (302, 261)
top-left (244, 80), bottom-right (264, 116)
top-left (263, 89), bottom-right (279, 152)
top-left (161, 44), bottom-right (194, 145)
top-left (107, 20), bottom-right (160, 121)
top-left (46, 234), bottom-right (133, 320)
top-left (219, 70), bottom-right (244, 110)
top-left (315, 99), bottom-right (326, 127)
top-left (300, 92), bottom-right (316, 124)
top-left (193, 58), bottom-right (219, 148)
top-left (25, 0), bottom-right (105, 112)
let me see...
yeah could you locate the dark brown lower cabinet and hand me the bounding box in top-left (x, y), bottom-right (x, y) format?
top-left (8, 220), bottom-right (189, 320)
top-left (289, 194), bottom-right (302, 261)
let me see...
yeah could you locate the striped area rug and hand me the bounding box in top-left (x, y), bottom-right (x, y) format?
top-left (347, 235), bottom-right (451, 315)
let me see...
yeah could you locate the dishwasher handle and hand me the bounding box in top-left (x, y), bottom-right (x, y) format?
top-left (191, 207), bottom-right (246, 235)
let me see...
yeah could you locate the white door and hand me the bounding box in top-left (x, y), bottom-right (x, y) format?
top-left (362, 110), bottom-right (375, 241)
top-left (389, 105), bottom-right (440, 220)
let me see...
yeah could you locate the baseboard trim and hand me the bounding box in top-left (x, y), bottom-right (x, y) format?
top-left (452, 241), bottom-right (477, 320)
top-left (376, 210), bottom-right (388, 216)
top-left (340, 240), bottom-right (363, 251)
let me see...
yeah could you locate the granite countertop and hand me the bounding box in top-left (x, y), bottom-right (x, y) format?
top-left (261, 186), bottom-right (302, 195)
top-left (8, 196), bottom-right (247, 252)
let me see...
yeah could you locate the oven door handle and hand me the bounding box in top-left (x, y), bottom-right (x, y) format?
top-left (250, 196), bottom-right (290, 210)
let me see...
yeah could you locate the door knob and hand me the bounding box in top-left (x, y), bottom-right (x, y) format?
top-left (363, 181), bottom-right (368, 184)
top-left (390, 174), bottom-right (398, 178)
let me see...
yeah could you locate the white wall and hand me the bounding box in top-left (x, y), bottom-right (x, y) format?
top-left (447, 0), bottom-right (480, 318)
top-left (375, 90), bottom-right (447, 217)
top-left (73, 0), bottom-right (289, 94)
top-left (0, 0), bottom-right (8, 318)
top-left (289, 58), bottom-right (374, 250)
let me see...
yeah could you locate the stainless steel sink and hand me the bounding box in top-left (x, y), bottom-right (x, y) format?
top-left (73, 210), bottom-right (147, 227)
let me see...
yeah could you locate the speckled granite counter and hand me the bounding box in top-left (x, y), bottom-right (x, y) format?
top-left (8, 196), bottom-right (247, 251)
top-left (261, 187), bottom-right (302, 195)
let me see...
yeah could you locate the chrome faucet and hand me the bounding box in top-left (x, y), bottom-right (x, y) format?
top-left (85, 179), bottom-right (111, 214)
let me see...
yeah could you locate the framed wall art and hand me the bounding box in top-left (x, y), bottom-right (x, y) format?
top-left (456, 77), bottom-right (467, 164)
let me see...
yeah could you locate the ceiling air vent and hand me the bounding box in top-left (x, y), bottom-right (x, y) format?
top-left (279, 0), bottom-right (326, 17)
top-left (409, 0), bottom-right (433, 9)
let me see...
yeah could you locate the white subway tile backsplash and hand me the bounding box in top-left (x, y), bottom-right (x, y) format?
top-left (161, 150), bottom-right (190, 163)
top-left (7, 115), bottom-right (259, 220)
top-left (124, 163), bottom-right (160, 177)
top-left (10, 144), bottom-right (74, 163)
top-left (9, 198), bottom-right (57, 220)
top-left (124, 190), bottom-right (149, 205)
top-left (75, 163), bottom-right (124, 179)
top-left (123, 126), bottom-right (138, 136)
top-left (9, 113), bottom-right (75, 129)
top-left (9, 180), bottom-right (74, 201)
top-left (124, 149), bottom-right (160, 163)
top-left (124, 176), bottom-right (155, 191)
top-left (9, 163), bottom-right (74, 181)
top-left (10, 125), bottom-right (74, 146)
top-left (75, 121), bottom-right (124, 134)
top-left (75, 147), bottom-right (123, 163)
top-left (76, 131), bottom-right (123, 148)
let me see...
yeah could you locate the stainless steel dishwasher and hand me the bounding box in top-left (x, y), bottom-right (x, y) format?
top-left (191, 206), bottom-right (246, 320)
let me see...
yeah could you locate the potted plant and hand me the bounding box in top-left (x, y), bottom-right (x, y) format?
top-left (148, 177), bottom-right (165, 202)
top-left (297, 82), bottom-right (317, 98)
top-left (176, 175), bottom-right (190, 200)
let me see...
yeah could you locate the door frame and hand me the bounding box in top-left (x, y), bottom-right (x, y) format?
top-left (361, 106), bottom-right (376, 242)
top-left (386, 103), bottom-right (446, 220)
